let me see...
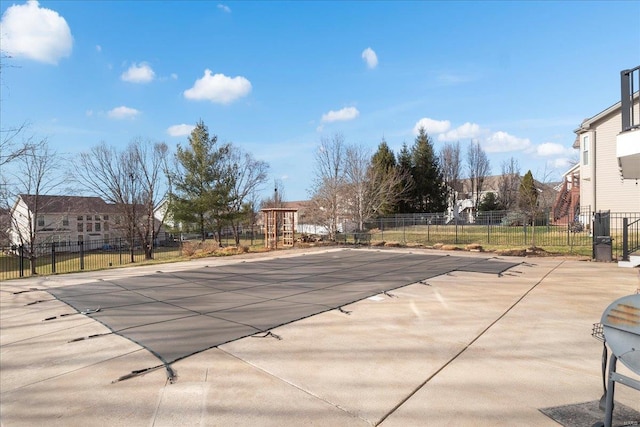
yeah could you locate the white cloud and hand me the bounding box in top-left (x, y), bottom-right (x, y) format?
top-left (217, 4), bottom-right (231, 13)
top-left (321, 107), bottom-right (360, 123)
top-left (548, 158), bottom-right (574, 170)
top-left (413, 118), bottom-right (451, 135)
top-left (107, 106), bottom-right (140, 120)
top-left (170, 73), bottom-right (178, 80)
top-left (184, 70), bottom-right (252, 104)
top-left (0, 0), bottom-right (73, 64)
top-left (361, 47), bottom-right (378, 69)
top-left (535, 142), bottom-right (573, 157)
top-left (438, 122), bottom-right (483, 141)
top-left (85, 110), bottom-right (93, 117)
top-left (96, 45), bottom-right (102, 52)
top-left (167, 124), bottom-right (195, 137)
top-left (121, 62), bottom-right (155, 83)
top-left (484, 131), bottom-right (531, 153)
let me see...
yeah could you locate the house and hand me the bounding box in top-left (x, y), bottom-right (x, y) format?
top-left (570, 66), bottom-right (640, 266)
top-left (617, 66), bottom-right (640, 180)
top-left (449, 175), bottom-right (557, 223)
top-left (9, 194), bottom-right (167, 251)
top-left (573, 92), bottom-right (640, 214)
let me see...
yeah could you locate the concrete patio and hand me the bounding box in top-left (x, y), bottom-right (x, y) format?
top-left (1, 248), bottom-right (639, 426)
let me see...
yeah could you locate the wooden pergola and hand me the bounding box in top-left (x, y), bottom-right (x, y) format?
top-left (261, 208), bottom-right (297, 249)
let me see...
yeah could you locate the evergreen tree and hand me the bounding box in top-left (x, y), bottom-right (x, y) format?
top-left (518, 170), bottom-right (538, 214)
top-left (171, 120), bottom-right (233, 241)
top-left (370, 139), bottom-right (399, 214)
top-left (410, 127), bottom-right (447, 213)
top-left (478, 192), bottom-right (501, 211)
top-left (396, 142), bottom-right (414, 213)
top-left (519, 170), bottom-right (540, 247)
top-left (371, 139), bottom-right (396, 172)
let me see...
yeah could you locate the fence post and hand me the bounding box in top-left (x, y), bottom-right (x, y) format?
top-left (402, 217), bottom-right (406, 243)
top-left (19, 244), bottom-right (24, 278)
top-left (455, 215), bottom-right (458, 244)
top-left (80, 241), bottom-right (84, 270)
top-left (487, 215), bottom-right (490, 244)
top-left (119, 238), bottom-right (122, 265)
top-left (622, 217), bottom-right (629, 262)
top-left (51, 243), bottom-right (56, 274)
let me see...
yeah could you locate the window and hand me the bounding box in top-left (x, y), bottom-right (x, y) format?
top-left (77, 215), bottom-right (83, 221)
top-left (86, 223), bottom-right (93, 232)
top-left (62, 215), bottom-right (69, 226)
top-left (103, 215), bottom-right (109, 221)
top-left (37, 215), bottom-right (45, 227)
top-left (86, 215), bottom-right (91, 221)
top-left (77, 223), bottom-right (83, 232)
top-left (95, 215), bottom-right (101, 221)
top-left (583, 135), bottom-right (589, 166)
top-left (95, 222), bottom-right (101, 232)
top-left (104, 223), bottom-right (109, 231)
top-left (115, 216), bottom-right (121, 225)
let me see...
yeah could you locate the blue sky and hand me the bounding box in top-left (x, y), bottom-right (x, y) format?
top-left (1, 1), bottom-right (639, 201)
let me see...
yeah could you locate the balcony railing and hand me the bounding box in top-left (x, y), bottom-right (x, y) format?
top-left (621, 65), bottom-right (640, 132)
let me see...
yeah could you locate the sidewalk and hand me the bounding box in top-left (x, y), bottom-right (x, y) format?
top-left (1, 249), bottom-right (639, 426)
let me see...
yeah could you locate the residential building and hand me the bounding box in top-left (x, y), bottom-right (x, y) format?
top-left (573, 93), bottom-right (640, 213)
top-left (8, 194), bottom-right (166, 250)
top-left (449, 175), bottom-right (557, 223)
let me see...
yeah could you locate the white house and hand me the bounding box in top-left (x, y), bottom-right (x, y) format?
top-left (9, 194), bottom-right (166, 250)
top-left (573, 94), bottom-right (640, 213)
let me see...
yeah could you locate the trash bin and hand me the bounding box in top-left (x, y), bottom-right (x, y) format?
top-left (594, 236), bottom-right (612, 262)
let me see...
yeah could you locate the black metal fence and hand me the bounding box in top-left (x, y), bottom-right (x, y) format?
top-left (364, 209), bottom-right (640, 259)
top-left (2, 209), bottom-right (639, 281)
top-left (1, 238), bottom-right (182, 281)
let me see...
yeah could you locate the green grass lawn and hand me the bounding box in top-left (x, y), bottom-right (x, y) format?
top-left (370, 224), bottom-right (593, 246)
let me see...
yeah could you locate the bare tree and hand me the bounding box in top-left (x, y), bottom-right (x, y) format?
top-left (74, 139), bottom-right (170, 261)
top-left (8, 140), bottom-right (66, 273)
top-left (131, 139), bottom-right (171, 258)
top-left (343, 144), bottom-right (370, 231)
top-left (466, 141), bottom-right (491, 212)
top-left (344, 144), bottom-right (412, 230)
top-left (0, 54), bottom-right (31, 167)
top-left (0, 123), bottom-right (32, 167)
top-left (439, 141), bottom-right (462, 210)
top-left (308, 133), bottom-right (346, 240)
top-left (224, 146), bottom-right (269, 244)
top-left (498, 157), bottom-right (521, 211)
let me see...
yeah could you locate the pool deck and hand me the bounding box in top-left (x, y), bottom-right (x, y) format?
top-left (1, 247), bottom-right (639, 426)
